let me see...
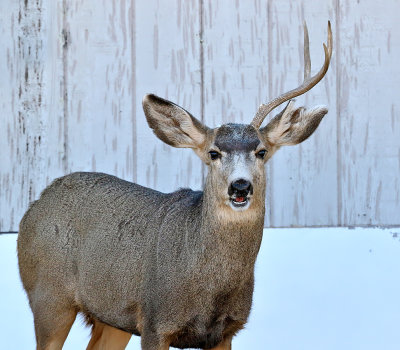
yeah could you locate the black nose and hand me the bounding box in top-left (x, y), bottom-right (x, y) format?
top-left (229, 179), bottom-right (253, 196)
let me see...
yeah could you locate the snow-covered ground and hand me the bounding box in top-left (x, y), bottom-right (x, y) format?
top-left (2, 227), bottom-right (400, 349)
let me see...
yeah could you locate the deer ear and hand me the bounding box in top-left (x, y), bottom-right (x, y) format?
top-left (143, 94), bottom-right (208, 149)
top-left (260, 100), bottom-right (328, 147)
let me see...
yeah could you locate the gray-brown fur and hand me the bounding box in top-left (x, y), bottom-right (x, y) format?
top-left (215, 124), bottom-right (260, 153)
top-left (18, 92), bottom-right (328, 350)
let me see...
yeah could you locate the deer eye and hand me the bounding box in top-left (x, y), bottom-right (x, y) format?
top-left (256, 149), bottom-right (267, 159)
top-left (209, 150), bottom-right (221, 160)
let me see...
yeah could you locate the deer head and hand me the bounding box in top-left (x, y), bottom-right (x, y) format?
top-left (143, 22), bottom-right (332, 213)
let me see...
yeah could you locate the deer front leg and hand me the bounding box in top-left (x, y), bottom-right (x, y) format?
top-left (86, 320), bottom-right (131, 350)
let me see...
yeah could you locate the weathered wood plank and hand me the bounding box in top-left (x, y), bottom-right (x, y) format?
top-left (202, 0), bottom-right (270, 125)
top-left (0, 1), bottom-right (19, 231)
top-left (338, 0), bottom-right (400, 225)
top-left (0, 0), bottom-right (65, 231)
top-left (268, 1), bottom-right (338, 227)
top-left (64, 0), bottom-right (135, 180)
top-left (134, 0), bottom-right (203, 192)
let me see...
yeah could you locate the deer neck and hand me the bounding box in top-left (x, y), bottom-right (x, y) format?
top-left (197, 176), bottom-right (266, 264)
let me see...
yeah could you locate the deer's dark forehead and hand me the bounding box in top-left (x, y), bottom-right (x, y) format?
top-left (214, 123), bottom-right (260, 152)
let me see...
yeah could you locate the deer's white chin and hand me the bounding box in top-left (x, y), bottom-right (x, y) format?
top-left (229, 198), bottom-right (251, 211)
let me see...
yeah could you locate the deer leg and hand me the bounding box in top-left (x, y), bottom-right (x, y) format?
top-left (31, 296), bottom-right (77, 350)
top-left (86, 319), bottom-right (132, 350)
top-left (86, 319), bottom-right (105, 350)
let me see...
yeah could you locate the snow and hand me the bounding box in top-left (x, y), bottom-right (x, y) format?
top-left (2, 227), bottom-right (400, 349)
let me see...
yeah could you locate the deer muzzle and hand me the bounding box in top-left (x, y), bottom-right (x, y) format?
top-left (228, 179), bottom-right (253, 209)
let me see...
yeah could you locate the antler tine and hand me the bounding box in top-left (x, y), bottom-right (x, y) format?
top-left (304, 21), bottom-right (311, 80)
top-left (251, 21), bottom-right (333, 129)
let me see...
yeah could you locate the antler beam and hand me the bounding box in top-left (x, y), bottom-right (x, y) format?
top-left (251, 21), bottom-right (333, 129)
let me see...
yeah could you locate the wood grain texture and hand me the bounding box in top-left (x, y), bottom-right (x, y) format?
top-left (338, 0), bottom-right (400, 225)
top-left (134, 0), bottom-right (203, 192)
top-left (0, 1), bottom-right (19, 231)
top-left (0, 0), bottom-right (65, 231)
top-left (202, 0), bottom-right (269, 126)
top-left (64, 0), bottom-right (135, 180)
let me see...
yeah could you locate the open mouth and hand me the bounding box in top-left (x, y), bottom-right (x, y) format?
top-left (230, 195), bottom-right (249, 208)
top-left (228, 179), bottom-right (253, 210)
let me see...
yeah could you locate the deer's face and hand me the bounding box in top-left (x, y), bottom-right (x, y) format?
top-left (142, 20), bottom-right (332, 213)
top-left (204, 123), bottom-right (268, 211)
top-left (143, 23), bottom-right (332, 212)
top-left (143, 94), bottom-right (328, 213)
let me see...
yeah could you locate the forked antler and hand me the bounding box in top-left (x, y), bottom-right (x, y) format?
top-left (251, 21), bottom-right (333, 129)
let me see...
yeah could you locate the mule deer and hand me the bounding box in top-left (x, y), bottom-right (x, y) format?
top-left (18, 22), bottom-right (332, 350)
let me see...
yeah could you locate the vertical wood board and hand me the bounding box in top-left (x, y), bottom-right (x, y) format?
top-left (0, 0), bottom-right (65, 231)
top-left (338, 0), bottom-right (400, 225)
top-left (134, 0), bottom-right (203, 192)
top-left (64, 0), bottom-right (135, 180)
top-left (0, 1), bottom-right (19, 231)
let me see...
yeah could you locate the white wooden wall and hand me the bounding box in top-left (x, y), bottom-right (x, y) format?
top-left (1, 0), bottom-right (399, 232)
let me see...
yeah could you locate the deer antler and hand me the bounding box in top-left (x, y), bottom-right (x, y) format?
top-left (251, 21), bottom-right (333, 129)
